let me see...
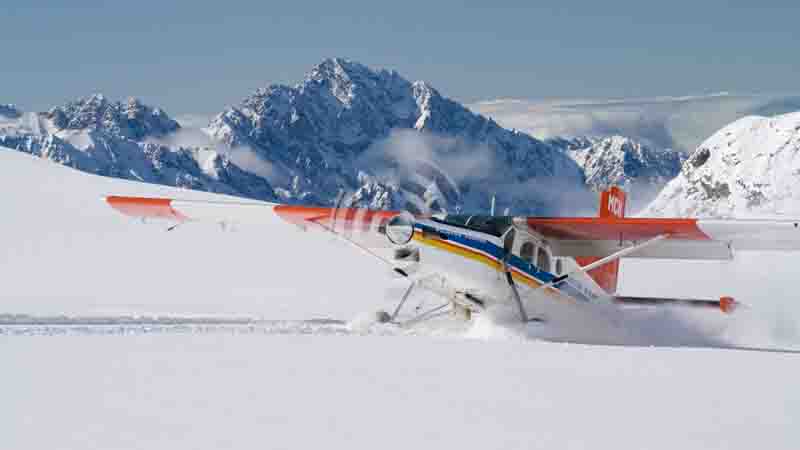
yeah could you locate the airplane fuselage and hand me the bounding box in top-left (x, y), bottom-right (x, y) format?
top-left (404, 216), bottom-right (614, 321)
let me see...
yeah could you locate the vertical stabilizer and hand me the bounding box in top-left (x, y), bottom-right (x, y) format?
top-left (577, 186), bottom-right (627, 294)
top-left (599, 185), bottom-right (627, 219)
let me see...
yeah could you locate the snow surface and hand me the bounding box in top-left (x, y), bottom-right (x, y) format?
top-left (3, 149), bottom-right (800, 449)
top-left (0, 149), bottom-right (394, 318)
top-left (5, 332), bottom-right (799, 450)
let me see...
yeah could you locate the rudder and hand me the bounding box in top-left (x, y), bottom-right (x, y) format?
top-left (599, 185), bottom-right (627, 219)
top-left (577, 186), bottom-right (627, 294)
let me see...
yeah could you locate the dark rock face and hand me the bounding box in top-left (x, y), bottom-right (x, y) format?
top-left (690, 148), bottom-right (711, 168)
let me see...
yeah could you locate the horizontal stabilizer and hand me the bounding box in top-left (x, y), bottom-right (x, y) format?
top-left (615, 296), bottom-right (739, 314)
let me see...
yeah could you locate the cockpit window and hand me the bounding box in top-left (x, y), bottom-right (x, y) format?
top-left (431, 215), bottom-right (513, 237)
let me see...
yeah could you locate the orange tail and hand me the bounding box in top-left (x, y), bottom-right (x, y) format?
top-left (599, 185), bottom-right (627, 218)
top-left (576, 186), bottom-right (627, 294)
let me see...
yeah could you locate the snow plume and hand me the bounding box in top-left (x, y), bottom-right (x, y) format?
top-left (465, 252), bottom-right (800, 351)
top-left (619, 254), bottom-right (800, 351)
top-left (708, 252), bottom-right (800, 349)
top-left (463, 291), bottom-right (717, 347)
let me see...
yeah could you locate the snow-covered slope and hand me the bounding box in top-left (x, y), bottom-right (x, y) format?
top-left (644, 112), bottom-right (800, 217)
top-left (6, 332), bottom-right (799, 450)
top-left (2, 148), bottom-right (799, 450)
top-left (0, 148), bottom-right (395, 318)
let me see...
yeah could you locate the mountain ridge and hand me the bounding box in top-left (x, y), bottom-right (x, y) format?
top-left (1, 58), bottom-right (684, 215)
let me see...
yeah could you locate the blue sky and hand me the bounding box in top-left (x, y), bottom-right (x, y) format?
top-left (3, 0), bottom-right (799, 114)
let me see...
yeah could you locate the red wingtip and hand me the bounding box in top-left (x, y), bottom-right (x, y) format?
top-left (105, 196), bottom-right (187, 221)
top-left (720, 296), bottom-right (738, 314)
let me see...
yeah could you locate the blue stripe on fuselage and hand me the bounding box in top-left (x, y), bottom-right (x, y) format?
top-left (414, 222), bottom-right (594, 303)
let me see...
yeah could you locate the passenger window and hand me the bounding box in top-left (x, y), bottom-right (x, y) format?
top-left (537, 248), bottom-right (551, 273)
top-left (555, 258), bottom-right (563, 275)
top-left (520, 242), bottom-right (535, 263)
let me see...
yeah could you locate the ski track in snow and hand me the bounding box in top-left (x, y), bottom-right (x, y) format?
top-left (3, 311), bottom-right (799, 355)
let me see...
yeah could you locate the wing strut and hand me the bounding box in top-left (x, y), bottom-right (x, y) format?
top-left (502, 228), bottom-right (542, 323)
top-left (535, 233), bottom-right (670, 296)
top-left (504, 270), bottom-right (537, 323)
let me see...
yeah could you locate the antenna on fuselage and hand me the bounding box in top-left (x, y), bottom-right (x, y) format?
top-left (490, 195), bottom-right (496, 216)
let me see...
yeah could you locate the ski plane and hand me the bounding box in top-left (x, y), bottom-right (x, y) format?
top-left (105, 187), bottom-right (800, 330)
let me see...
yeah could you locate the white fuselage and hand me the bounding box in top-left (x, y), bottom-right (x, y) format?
top-left (404, 218), bottom-right (628, 338)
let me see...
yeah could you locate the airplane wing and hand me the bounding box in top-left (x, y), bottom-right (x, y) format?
top-left (519, 216), bottom-right (800, 260)
top-left (104, 194), bottom-right (408, 257)
top-left (105, 195), bottom-right (399, 232)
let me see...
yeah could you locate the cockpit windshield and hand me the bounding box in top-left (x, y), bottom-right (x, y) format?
top-left (430, 215), bottom-right (513, 237)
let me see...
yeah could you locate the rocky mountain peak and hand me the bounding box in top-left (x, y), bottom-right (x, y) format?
top-left (203, 58), bottom-right (587, 213)
top-left (556, 135), bottom-right (685, 191)
top-left (0, 104), bottom-right (22, 118)
top-left (46, 94), bottom-right (179, 140)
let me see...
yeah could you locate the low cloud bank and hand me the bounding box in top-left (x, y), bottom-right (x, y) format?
top-left (148, 119), bottom-right (286, 185)
top-left (472, 93), bottom-right (799, 153)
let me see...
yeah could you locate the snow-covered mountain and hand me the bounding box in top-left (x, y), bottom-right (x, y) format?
top-left (1, 59), bottom-right (687, 215)
top-left (0, 95), bottom-right (276, 201)
top-left (549, 135), bottom-right (686, 211)
top-left (555, 136), bottom-right (685, 191)
top-left (204, 58), bottom-right (589, 214)
top-left (643, 112), bottom-right (800, 217)
top-left (0, 104), bottom-right (21, 119)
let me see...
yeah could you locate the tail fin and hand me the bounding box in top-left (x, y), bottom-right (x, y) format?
top-left (599, 185), bottom-right (627, 219)
top-left (576, 186), bottom-right (627, 294)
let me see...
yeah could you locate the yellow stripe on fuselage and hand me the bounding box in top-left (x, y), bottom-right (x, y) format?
top-left (411, 230), bottom-right (562, 297)
top-left (412, 231), bottom-right (502, 271)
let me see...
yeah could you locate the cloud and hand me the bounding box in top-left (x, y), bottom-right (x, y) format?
top-left (226, 146), bottom-right (283, 183)
top-left (356, 130), bottom-right (596, 215)
top-left (357, 129), bottom-right (498, 185)
top-left (146, 121), bottom-right (286, 185)
top-left (471, 93), bottom-right (799, 152)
